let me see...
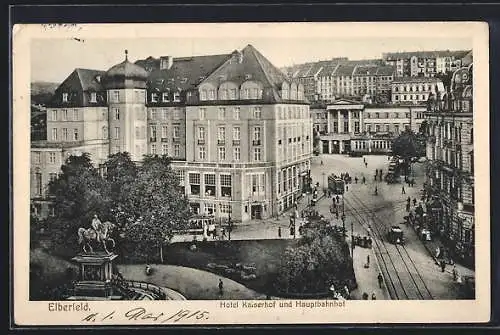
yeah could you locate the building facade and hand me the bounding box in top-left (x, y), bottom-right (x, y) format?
top-left (383, 50), bottom-right (472, 78)
top-left (314, 100), bottom-right (426, 155)
top-left (391, 77), bottom-right (445, 104)
top-left (424, 64), bottom-right (474, 261)
top-left (31, 45), bottom-right (312, 223)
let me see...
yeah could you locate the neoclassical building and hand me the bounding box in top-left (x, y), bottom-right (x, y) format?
top-left (31, 45), bottom-right (312, 222)
top-left (424, 64), bottom-right (474, 261)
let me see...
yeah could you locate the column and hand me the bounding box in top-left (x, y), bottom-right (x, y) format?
top-left (348, 110), bottom-right (352, 134)
top-left (337, 111), bottom-right (342, 133)
top-left (328, 140), bottom-right (332, 154)
top-left (326, 110), bottom-right (331, 133)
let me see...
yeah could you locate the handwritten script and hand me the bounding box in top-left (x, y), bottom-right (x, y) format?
top-left (82, 307), bottom-right (210, 324)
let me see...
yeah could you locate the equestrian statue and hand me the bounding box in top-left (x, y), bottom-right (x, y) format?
top-left (77, 214), bottom-right (116, 254)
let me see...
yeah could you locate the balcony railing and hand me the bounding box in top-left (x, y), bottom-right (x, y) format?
top-left (150, 137), bottom-right (157, 142)
top-left (232, 140), bottom-right (241, 146)
top-left (197, 139), bottom-right (205, 145)
top-left (252, 140), bottom-right (261, 146)
top-left (217, 139), bottom-right (225, 146)
top-left (173, 137), bottom-right (180, 143)
top-left (161, 138), bottom-right (168, 143)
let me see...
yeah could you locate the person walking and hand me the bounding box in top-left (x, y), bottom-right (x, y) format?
top-left (365, 161), bottom-right (368, 168)
top-left (355, 177), bottom-right (358, 184)
top-left (346, 185), bottom-right (349, 192)
top-left (218, 279), bottom-right (224, 296)
top-left (413, 198), bottom-right (417, 206)
top-left (371, 292), bottom-right (377, 300)
top-left (278, 226), bottom-right (282, 238)
top-left (377, 272), bottom-right (384, 288)
top-left (374, 186), bottom-right (378, 195)
top-left (362, 176), bottom-right (366, 184)
top-left (402, 185), bottom-right (406, 194)
top-left (366, 254), bottom-right (370, 268)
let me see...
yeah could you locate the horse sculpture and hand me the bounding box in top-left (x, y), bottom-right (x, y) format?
top-left (77, 221), bottom-right (116, 254)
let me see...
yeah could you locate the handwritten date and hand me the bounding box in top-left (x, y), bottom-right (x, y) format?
top-left (82, 307), bottom-right (210, 323)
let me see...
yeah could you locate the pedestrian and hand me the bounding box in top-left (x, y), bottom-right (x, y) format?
top-left (218, 279), bottom-right (224, 296)
top-left (346, 185), bottom-right (349, 192)
top-left (452, 266), bottom-right (458, 281)
top-left (362, 176), bottom-right (366, 184)
top-left (365, 162), bottom-right (368, 168)
top-left (362, 292), bottom-right (369, 300)
top-left (336, 195), bottom-right (340, 204)
top-left (366, 254), bottom-right (370, 267)
top-left (374, 186), bottom-right (378, 195)
top-left (278, 226), bottom-right (282, 238)
top-left (321, 160), bottom-right (323, 165)
top-left (406, 203), bottom-right (410, 212)
top-left (402, 186), bottom-right (406, 194)
top-left (355, 177), bottom-right (358, 184)
top-left (374, 174), bottom-right (377, 181)
top-left (377, 273), bottom-right (383, 288)
top-left (371, 292), bottom-right (377, 300)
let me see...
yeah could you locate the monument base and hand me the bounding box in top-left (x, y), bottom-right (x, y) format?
top-left (71, 252), bottom-right (118, 299)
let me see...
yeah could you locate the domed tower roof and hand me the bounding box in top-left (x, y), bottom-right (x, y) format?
top-left (103, 50), bottom-right (148, 89)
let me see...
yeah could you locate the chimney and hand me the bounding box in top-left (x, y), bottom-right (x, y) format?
top-left (160, 56), bottom-right (174, 70)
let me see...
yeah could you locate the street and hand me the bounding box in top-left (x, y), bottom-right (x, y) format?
top-left (309, 154), bottom-right (474, 300)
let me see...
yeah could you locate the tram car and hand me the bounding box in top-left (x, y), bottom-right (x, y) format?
top-left (387, 225), bottom-right (404, 244)
top-left (328, 175), bottom-right (345, 195)
top-left (172, 214), bottom-right (215, 239)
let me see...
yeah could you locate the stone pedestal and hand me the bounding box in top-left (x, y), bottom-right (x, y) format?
top-left (71, 252), bottom-right (118, 298)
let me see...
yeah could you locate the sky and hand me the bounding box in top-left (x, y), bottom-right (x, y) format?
top-left (30, 27), bottom-right (473, 83)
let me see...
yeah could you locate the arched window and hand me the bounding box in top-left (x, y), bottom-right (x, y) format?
top-left (290, 83), bottom-right (298, 100)
top-left (281, 82), bottom-right (290, 100)
top-left (240, 80), bottom-right (263, 100)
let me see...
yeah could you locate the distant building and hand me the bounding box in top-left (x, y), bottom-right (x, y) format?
top-left (383, 50), bottom-right (472, 78)
top-left (312, 99), bottom-right (426, 156)
top-left (391, 77), bottom-right (445, 104)
top-left (424, 64), bottom-right (474, 261)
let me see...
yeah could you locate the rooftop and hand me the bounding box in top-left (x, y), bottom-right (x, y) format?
top-left (383, 50), bottom-right (471, 60)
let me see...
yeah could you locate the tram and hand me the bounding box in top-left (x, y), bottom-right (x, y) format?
top-left (387, 225), bottom-right (404, 244)
top-left (328, 175), bottom-right (345, 195)
top-left (172, 214), bottom-right (215, 238)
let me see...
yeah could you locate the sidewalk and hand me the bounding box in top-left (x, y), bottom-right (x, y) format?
top-left (348, 237), bottom-right (390, 300)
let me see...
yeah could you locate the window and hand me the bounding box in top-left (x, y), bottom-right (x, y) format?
top-left (33, 152), bottom-right (41, 164)
top-left (233, 127), bottom-right (240, 141)
top-left (49, 152), bottom-right (56, 164)
top-left (150, 126), bottom-right (157, 141)
top-left (375, 112), bottom-right (380, 118)
top-left (230, 88), bottom-right (237, 100)
top-left (115, 127), bottom-right (120, 139)
top-left (386, 124), bottom-right (390, 132)
top-left (253, 107), bottom-right (262, 119)
top-left (233, 147), bottom-right (241, 161)
top-left (50, 110), bottom-right (57, 121)
top-left (162, 108), bottom-right (168, 120)
top-left (62, 93), bottom-right (69, 102)
top-left (199, 108), bottom-right (206, 120)
top-left (173, 92), bottom-right (180, 102)
top-left (204, 174), bottom-right (216, 196)
top-left (218, 108), bottom-right (226, 120)
top-left (253, 147), bottom-right (262, 161)
top-left (253, 127), bottom-right (261, 141)
top-left (394, 124), bottom-right (399, 133)
top-left (251, 174), bottom-right (265, 195)
top-left (35, 172), bottom-right (42, 196)
top-left (135, 126), bottom-right (140, 139)
top-left (233, 107), bottom-right (240, 120)
top-left (218, 147), bottom-right (226, 160)
top-left (151, 93), bottom-right (158, 103)
top-left (384, 112), bottom-right (389, 118)
top-left (376, 125), bottom-right (380, 132)
top-left (220, 89), bottom-right (228, 100)
top-left (220, 174), bottom-right (232, 197)
top-left (113, 91), bottom-right (120, 102)
top-left (90, 92), bottom-right (97, 103)
top-left (173, 126), bottom-right (179, 139)
top-left (61, 109), bottom-right (68, 121)
top-left (73, 129), bottom-right (79, 141)
top-left (189, 173), bottom-right (201, 195)
top-left (197, 127), bottom-right (205, 141)
top-left (174, 144), bottom-right (180, 157)
top-left (151, 144), bottom-right (157, 155)
top-left (218, 127), bottom-right (226, 142)
top-left (406, 113), bottom-right (410, 118)
top-left (209, 89), bottom-right (215, 100)
top-left (162, 144), bottom-right (168, 156)
top-left (73, 109), bottom-right (79, 121)
top-left (114, 108), bottom-right (120, 120)
top-left (198, 146), bottom-right (206, 160)
top-left (51, 128), bottom-right (58, 141)
top-left (62, 128), bottom-right (68, 140)
top-left (162, 92), bottom-right (169, 102)
top-left (354, 121), bottom-right (360, 133)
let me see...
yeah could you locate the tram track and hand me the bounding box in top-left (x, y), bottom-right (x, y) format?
top-left (344, 190), bottom-right (434, 300)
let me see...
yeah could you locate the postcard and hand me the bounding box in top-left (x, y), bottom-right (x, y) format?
top-left (12, 22), bottom-right (490, 325)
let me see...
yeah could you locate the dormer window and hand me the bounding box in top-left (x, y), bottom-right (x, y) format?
top-left (208, 90), bottom-right (215, 100)
top-left (62, 93), bottom-right (69, 103)
top-left (173, 92), bottom-right (180, 102)
top-left (162, 92), bottom-right (169, 102)
top-left (200, 90), bottom-right (207, 101)
top-left (151, 93), bottom-right (158, 103)
top-left (90, 92), bottom-right (97, 103)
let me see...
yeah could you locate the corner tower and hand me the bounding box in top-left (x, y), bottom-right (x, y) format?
top-left (103, 50), bottom-right (149, 161)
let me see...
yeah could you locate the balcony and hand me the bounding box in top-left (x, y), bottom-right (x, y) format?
top-left (217, 139), bottom-right (226, 146)
top-left (173, 137), bottom-right (180, 143)
top-left (197, 139), bottom-right (205, 145)
top-left (149, 137), bottom-right (157, 143)
top-left (232, 140), bottom-right (241, 146)
top-left (161, 138), bottom-right (168, 143)
top-left (252, 140), bottom-right (261, 146)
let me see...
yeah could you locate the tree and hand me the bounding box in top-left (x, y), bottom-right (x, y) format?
top-left (48, 153), bottom-right (111, 256)
top-left (121, 155), bottom-right (191, 263)
top-left (392, 130), bottom-right (426, 176)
